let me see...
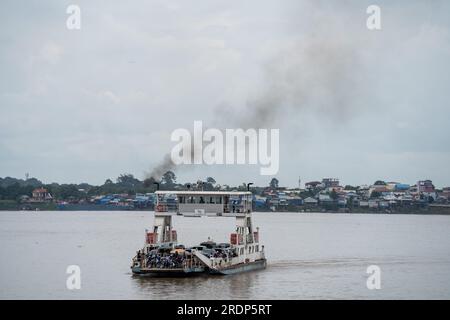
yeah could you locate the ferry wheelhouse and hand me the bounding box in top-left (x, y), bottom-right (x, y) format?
top-left (131, 190), bottom-right (266, 276)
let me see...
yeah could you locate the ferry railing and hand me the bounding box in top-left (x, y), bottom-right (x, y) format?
top-left (183, 255), bottom-right (203, 270)
top-left (155, 202), bottom-right (179, 213)
top-left (211, 256), bottom-right (232, 268)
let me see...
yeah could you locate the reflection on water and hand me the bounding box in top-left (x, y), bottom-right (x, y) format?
top-left (131, 269), bottom-right (262, 300)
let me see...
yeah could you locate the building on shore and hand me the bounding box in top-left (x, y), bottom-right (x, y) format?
top-left (417, 180), bottom-right (435, 193)
top-left (303, 197), bottom-right (318, 206)
top-left (322, 178), bottom-right (339, 189)
top-left (417, 180), bottom-right (437, 200)
top-left (31, 188), bottom-right (52, 202)
top-left (305, 181), bottom-right (321, 190)
top-left (442, 187), bottom-right (450, 201)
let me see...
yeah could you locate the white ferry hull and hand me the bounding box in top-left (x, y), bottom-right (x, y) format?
top-left (209, 259), bottom-right (267, 275)
top-left (131, 266), bottom-right (205, 277)
top-left (132, 259), bottom-right (266, 277)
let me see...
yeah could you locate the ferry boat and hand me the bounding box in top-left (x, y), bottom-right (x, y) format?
top-left (131, 190), bottom-right (266, 276)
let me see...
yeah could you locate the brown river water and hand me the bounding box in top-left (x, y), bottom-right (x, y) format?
top-left (1, 211), bottom-right (449, 299)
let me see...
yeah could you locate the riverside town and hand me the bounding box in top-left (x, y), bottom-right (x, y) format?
top-left (1, 173), bottom-right (449, 215)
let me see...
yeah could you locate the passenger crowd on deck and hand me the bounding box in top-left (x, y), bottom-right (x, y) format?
top-left (146, 252), bottom-right (185, 269)
top-left (135, 241), bottom-right (238, 269)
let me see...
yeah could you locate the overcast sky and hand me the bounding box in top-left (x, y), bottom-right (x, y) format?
top-left (1, 0), bottom-right (449, 188)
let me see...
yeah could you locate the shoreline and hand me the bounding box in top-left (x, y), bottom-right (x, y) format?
top-left (1, 208), bottom-right (450, 216)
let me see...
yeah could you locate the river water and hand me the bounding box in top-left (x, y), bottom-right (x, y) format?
top-left (0, 211), bottom-right (449, 299)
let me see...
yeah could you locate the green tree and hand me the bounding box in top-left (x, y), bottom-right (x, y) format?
top-left (269, 178), bottom-right (279, 189)
top-left (116, 174), bottom-right (141, 188)
top-left (161, 171), bottom-right (176, 188)
top-left (0, 183), bottom-right (35, 201)
top-left (203, 177), bottom-right (216, 191)
top-left (48, 184), bottom-right (84, 200)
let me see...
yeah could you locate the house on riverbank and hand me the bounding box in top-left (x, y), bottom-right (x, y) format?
top-left (30, 188), bottom-right (52, 202)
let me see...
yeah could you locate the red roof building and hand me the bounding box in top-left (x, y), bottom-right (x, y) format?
top-left (32, 188), bottom-right (52, 202)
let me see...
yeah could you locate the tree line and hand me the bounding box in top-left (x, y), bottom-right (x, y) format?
top-left (0, 172), bottom-right (268, 202)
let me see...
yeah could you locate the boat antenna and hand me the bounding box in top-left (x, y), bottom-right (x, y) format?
top-left (247, 183), bottom-right (254, 191)
top-left (153, 182), bottom-right (160, 190)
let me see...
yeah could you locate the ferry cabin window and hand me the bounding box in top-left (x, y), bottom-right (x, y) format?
top-left (208, 197), bottom-right (215, 204)
top-left (179, 196), bottom-right (185, 204)
top-left (256, 245), bottom-right (259, 252)
top-left (199, 197), bottom-right (205, 204)
top-left (188, 196), bottom-right (195, 203)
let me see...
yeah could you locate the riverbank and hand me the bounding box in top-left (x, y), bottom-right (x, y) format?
top-left (290, 205), bottom-right (450, 215)
top-left (2, 201), bottom-right (450, 215)
top-left (0, 200), bottom-right (57, 211)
